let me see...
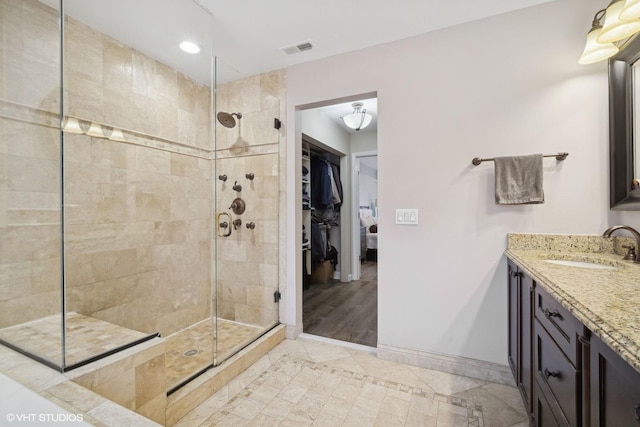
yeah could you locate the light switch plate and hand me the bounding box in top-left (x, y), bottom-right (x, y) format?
top-left (395, 208), bottom-right (418, 225)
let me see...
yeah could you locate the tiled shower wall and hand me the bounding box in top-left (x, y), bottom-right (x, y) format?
top-left (0, 0), bottom-right (63, 329)
top-left (1, 0), bottom-right (286, 342)
top-left (0, 0), bottom-right (213, 337)
top-left (214, 70), bottom-right (284, 328)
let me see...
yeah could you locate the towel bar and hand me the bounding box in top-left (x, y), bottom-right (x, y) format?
top-left (472, 152), bottom-right (568, 166)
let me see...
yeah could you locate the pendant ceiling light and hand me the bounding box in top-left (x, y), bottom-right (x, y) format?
top-left (621, 0), bottom-right (640, 20)
top-left (342, 102), bottom-right (372, 131)
top-left (598, 0), bottom-right (640, 44)
top-left (579, 9), bottom-right (619, 64)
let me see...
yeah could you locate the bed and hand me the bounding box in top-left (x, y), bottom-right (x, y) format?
top-left (359, 208), bottom-right (378, 260)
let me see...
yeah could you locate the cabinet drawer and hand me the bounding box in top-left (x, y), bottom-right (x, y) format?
top-left (590, 334), bottom-right (640, 427)
top-left (535, 319), bottom-right (580, 427)
top-left (534, 381), bottom-right (567, 427)
top-left (535, 286), bottom-right (583, 366)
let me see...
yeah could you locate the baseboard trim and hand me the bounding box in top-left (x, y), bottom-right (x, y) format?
top-left (377, 343), bottom-right (515, 386)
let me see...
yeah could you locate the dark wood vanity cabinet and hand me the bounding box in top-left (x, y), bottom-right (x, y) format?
top-left (589, 334), bottom-right (640, 427)
top-left (509, 258), bottom-right (640, 427)
top-left (508, 259), bottom-right (535, 423)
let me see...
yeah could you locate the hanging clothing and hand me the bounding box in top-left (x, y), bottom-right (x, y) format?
top-left (328, 164), bottom-right (341, 204)
top-left (330, 163), bottom-right (343, 206)
top-left (311, 222), bottom-right (328, 263)
top-left (310, 157), bottom-right (333, 209)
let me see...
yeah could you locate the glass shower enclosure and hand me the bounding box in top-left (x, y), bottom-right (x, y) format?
top-left (0, 0), bottom-right (280, 393)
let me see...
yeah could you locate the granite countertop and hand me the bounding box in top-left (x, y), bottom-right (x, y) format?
top-left (505, 233), bottom-right (640, 374)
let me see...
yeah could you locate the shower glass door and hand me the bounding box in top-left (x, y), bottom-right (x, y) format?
top-left (0, 0), bottom-right (280, 391)
top-left (60, 0), bottom-right (217, 386)
top-left (213, 60), bottom-right (281, 365)
top-left (0, 0), bottom-right (64, 368)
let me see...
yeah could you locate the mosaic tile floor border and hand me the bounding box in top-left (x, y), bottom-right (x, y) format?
top-left (206, 354), bottom-right (485, 426)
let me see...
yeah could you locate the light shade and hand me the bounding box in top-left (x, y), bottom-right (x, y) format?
top-left (579, 27), bottom-right (619, 64)
top-left (598, 0), bottom-right (640, 43)
top-left (620, 0), bottom-right (640, 20)
top-left (342, 102), bottom-right (372, 131)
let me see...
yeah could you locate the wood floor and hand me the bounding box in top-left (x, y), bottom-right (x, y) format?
top-left (303, 262), bottom-right (377, 347)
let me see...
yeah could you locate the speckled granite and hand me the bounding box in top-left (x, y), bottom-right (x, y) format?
top-left (506, 233), bottom-right (640, 374)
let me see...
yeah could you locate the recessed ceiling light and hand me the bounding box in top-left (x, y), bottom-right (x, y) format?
top-left (180, 41), bottom-right (200, 54)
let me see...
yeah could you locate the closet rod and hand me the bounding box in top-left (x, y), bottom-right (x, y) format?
top-left (471, 152), bottom-right (569, 166)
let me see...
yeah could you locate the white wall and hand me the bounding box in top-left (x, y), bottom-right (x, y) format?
top-left (301, 109), bottom-right (351, 154)
top-left (286, 0), bottom-right (616, 365)
top-left (351, 132), bottom-right (377, 153)
top-left (359, 160), bottom-right (378, 209)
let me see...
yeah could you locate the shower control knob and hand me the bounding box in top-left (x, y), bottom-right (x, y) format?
top-left (219, 222), bottom-right (228, 228)
top-left (233, 219), bottom-right (242, 230)
top-left (246, 222), bottom-right (255, 230)
top-left (232, 181), bottom-right (242, 192)
top-left (229, 198), bottom-right (246, 215)
top-left (218, 174), bottom-right (227, 181)
top-left (245, 173), bottom-right (255, 180)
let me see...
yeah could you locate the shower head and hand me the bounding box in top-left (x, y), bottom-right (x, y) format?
top-left (217, 111), bottom-right (242, 128)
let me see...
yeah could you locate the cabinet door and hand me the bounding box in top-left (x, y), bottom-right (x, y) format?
top-left (534, 381), bottom-right (566, 427)
top-left (590, 335), bottom-right (640, 426)
top-left (508, 259), bottom-right (519, 378)
top-left (521, 271), bottom-right (534, 412)
top-left (507, 259), bottom-right (534, 420)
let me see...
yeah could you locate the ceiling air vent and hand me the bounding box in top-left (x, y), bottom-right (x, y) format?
top-left (280, 40), bottom-right (315, 56)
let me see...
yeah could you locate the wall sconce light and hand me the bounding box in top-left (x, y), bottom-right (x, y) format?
top-left (580, 1), bottom-right (640, 64)
top-left (579, 9), bottom-right (619, 64)
top-left (621, 0), bottom-right (640, 19)
top-left (342, 102), bottom-right (372, 131)
top-left (598, 0), bottom-right (640, 43)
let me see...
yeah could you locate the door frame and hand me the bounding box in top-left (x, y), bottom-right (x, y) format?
top-left (351, 150), bottom-right (377, 280)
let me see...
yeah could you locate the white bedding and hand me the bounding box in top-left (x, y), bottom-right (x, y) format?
top-left (366, 232), bottom-right (378, 250)
top-left (360, 208), bottom-right (378, 251)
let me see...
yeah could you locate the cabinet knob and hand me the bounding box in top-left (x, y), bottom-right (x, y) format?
top-left (635, 403), bottom-right (640, 422)
top-left (543, 308), bottom-right (561, 319)
top-left (543, 368), bottom-right (560, 380)
top-left (510, 270), bottom-right (522, 278)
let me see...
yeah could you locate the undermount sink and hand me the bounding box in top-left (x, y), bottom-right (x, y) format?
top-left (543, 259), bottom-right (618, 270)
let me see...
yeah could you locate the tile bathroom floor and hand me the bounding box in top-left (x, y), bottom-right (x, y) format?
top-left (174, 336), bottom-right (528, 427)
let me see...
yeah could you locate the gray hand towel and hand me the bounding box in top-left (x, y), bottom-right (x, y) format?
top-left (494, 154), bottom-right (544, 205)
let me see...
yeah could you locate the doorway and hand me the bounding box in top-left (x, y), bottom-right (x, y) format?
top-left (299, 97), bottom-right (378, 348)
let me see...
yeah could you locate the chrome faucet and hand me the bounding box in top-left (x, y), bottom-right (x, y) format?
top-left (602, 225), bottom-right (640, 263)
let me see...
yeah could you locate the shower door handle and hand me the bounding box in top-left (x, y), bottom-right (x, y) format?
top-left (216, 212), bottom-right (232, 237)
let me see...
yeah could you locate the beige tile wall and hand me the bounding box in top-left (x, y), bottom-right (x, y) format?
top-left (0, 0), bottom-right (62, 330)
top-left (67, 338), bottom-right (167, 425)
top-left (1, 0), bottom-right (286, 362)
top-left (0, 0), bottom-right (213, 339)
top-left (214, 70), bottom-right (284, 328)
